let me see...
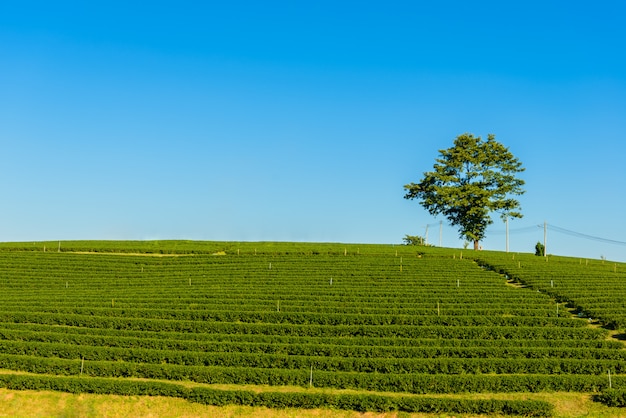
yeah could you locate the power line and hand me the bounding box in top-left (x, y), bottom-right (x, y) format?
top-left (423, 221), bottom-right (626, 247)
top-left (547, 224), bottom-right (626, 246)
top-left (490, 225), bottom-right (540, 235)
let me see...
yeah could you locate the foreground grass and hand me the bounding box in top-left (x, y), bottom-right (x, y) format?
top-left (1, 389), bottom-right (625, 418)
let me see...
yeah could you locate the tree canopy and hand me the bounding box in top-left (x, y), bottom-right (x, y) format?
top-left (404, 133), bottom-right (525, 250)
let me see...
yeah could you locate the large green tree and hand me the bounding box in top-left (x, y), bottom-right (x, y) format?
top-left (404, 133), bottom-right (525, 250)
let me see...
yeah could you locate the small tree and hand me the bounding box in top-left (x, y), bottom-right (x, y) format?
top-left (535, 241), bottom-right (545, 256)
top-left (404, 133), bottom-right (525, 250)
top-left (403, 235), bottom-right (425, 246)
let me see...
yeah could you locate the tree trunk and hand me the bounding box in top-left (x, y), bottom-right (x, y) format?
top-left (474, 240), bottom-right (480, 250)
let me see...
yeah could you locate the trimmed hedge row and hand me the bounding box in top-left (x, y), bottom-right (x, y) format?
top-left (0, 300), bottom-right (560, 318)
top-left (595, 389), bottom-right (626, 407)
top-left (0, 354), bottom-right (619, 394)
top-left (0, 373), bottom-right (553, 416)
top-left (0, 311), bottom-right (606, 340)
top-left (0, 307), bottom-right (583, 327)
top-left (1, 322), bottom-right (618, 349)
top-left (2, 328), bottom-right (623, 360)
top-left (1, 340), bottom-right (625, 374)
top-left (188, 388), bottom-right (553, 416)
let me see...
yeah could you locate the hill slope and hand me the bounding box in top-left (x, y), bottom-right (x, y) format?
top-left (0, 241), bottom-right (625, 416)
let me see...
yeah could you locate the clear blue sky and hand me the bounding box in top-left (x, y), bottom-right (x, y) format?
top-left (1, 1), bottom-right (625, 261)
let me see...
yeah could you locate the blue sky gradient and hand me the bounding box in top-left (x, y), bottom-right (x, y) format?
top-left (1, 1), bottom-right (625, 260)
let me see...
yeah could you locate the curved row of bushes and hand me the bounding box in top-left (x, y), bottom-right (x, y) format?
top-left (1, 341), bottom-right (625, 375)
top-left (0, 354), bottom-right (621, 394)
top-left (0, 373), bottom-right (552, 416)
top-left (1, 328), bottom-right (622, 359)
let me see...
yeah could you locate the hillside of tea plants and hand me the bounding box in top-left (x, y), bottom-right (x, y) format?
top-left (0, 240), bottom-right (625, 416)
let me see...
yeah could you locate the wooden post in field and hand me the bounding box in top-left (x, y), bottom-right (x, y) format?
top-left (437, 301), bottom-right (440, 316)
top-left (609, 369), bottom-right (612, 389)
top-left (330, 277), bottom-right (333, 285)
top-left (309, 365), bottom-right (313, 388)
top-left (457, 279), bottom-right (460, 288)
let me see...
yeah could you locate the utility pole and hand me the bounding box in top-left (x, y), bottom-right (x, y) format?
top-left (543, 221), bottom-right (548, 257)
top-left (439, 221), bottom-right (443, 247)
top-left (425, 224), bottom-right (429, 246)
top-left (505, 217), bottom-right (509, 253)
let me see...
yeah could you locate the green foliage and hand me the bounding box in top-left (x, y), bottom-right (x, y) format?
top-left (404, 133), bottom-right (525, 248)
top-left (535, 241), bottom-right (545, 256)
top-left (0, 373), bottom-right (553, 415)
top-left (472, 251), bottom-right (626, 333)
top-left (595, 389), bottom-right (626, 407)
top-left (403, 234), bottom-right (425, 246)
